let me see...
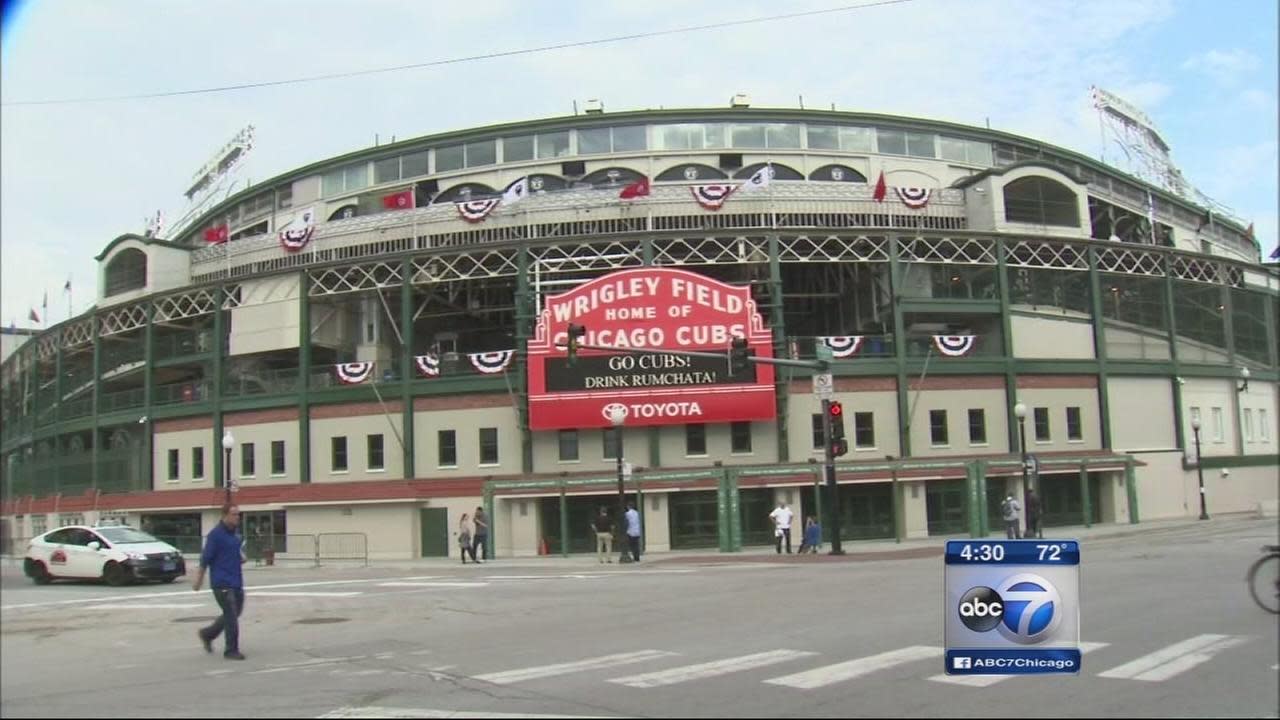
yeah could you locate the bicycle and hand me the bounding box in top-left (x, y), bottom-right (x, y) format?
top-left (1247, 544), bottom-right (1280, 614)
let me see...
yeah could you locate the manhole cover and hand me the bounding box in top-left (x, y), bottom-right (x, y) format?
top-left (173, 617), bottom-right (217, 623)
top-left (294, 617), bottom-right (350, 625)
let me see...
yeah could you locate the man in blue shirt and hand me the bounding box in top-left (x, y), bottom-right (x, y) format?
top-left (193, 504), bottom-right (247, 660)
top-left (624, 502), bottom-right (642, 563)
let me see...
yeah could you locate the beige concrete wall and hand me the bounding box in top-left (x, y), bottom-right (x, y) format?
top-left (414, 406), bottom-right (521, 478)
top-left (644, 492), bottom-right (671, 553)
top-left (788, 390), bottom-right (900, 462)
top-left (154, 428), bottom-right (216, 489)
top-left (653, 422), bottom-right (779, 469)
top-left (227, 421), bottom-right (301, 486)
top-left (530, 427), bottom-right (646, 475)
top-left (902, 481), bottom-right (929, 539)
top-left (910, 390), bottom-right (1011, 457)
top-left (283, 504), bottom-right (417, 560)
top-left (990, 165), bottom-right (1092, 240)
top-left (1108, 377), bottom-right (1177, 452)
top-left (229, 275), bottom-right (301, 356)
top-left (1202, 464), bottom-right (1280, 515)
top-left (1180, 378), bottom-right (1238, 457)
top-left (1236, 381), bottom-right (1278, 457)
top-left (1013, 388), bottom-right (1101, 452)
top-left (310, 415), bottom-right (405, 482)
top-left (1010, 313), bottom-right (1096, 360)
top-left (499, 496), bottom-right (543, 558)
top-left (149, 245), bottom-right (192, 296)
top-left (431, 496), bottom-right (486, 558)
top-left (1133, 452), bottom-right (1196, 520)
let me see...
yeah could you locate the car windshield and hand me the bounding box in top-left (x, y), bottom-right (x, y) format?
top-left (95, 527), bottom-right (159, 544)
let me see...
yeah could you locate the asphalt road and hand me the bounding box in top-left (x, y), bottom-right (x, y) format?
top-left (2, 517), bottom-right (1277, 718)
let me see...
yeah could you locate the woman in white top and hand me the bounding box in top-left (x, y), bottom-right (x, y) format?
top-left (458, 514), bottom-right (476, 564)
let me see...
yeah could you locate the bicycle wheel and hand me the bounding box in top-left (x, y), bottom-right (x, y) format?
top-left (1247, 553), bottom-right (1280, 614)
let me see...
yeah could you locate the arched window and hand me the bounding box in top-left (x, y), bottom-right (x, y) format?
top-left (433, 183), bottom-right (498, 204)
top-left (809, 164), bottom-right (867, 183)
top-left (328, 204), bottom-right (359, 221)
top-left (654, 163), bottom-right (728, 182)
top-left (104, 248), bottom-right (147, 297)
top-left (580, 167), bottom-right (646, 188)
top-left (1003, 176), bottom-right (1080, 227)
top-left (732, 162), bottom-right (803, 181)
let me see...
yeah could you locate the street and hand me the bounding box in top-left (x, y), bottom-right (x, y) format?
top-left (2, 516), bottom-right (1277, 718)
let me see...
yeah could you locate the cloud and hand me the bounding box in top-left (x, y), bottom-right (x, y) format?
top-left (1182, 49), bottom-right (1261, 85)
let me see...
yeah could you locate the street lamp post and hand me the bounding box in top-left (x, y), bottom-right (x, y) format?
top-left (221, 430), bottom-right (235, 507)
top-left (609, 407), bottom-right (629, 563)
top-left (1191, 417), bottom-right (1209, 520)
top-left (1013, 402), bottom-right (1033, 537)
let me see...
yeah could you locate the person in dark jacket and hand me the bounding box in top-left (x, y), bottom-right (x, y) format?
top-left (593, 508), bottom-right (614, 564)
top-left (1025, 489), bottom-right (1043, 539)
top-left (193, 504), bottom-right (247, 660)
top-left (471, 506), bottom-right (489, 563)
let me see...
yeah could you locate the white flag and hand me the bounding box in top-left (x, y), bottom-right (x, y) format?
top-left (285, 206), bottom-right (316, 231)
top-left (739, 164), bottom-right (772, 192)
top-left (503, 176), bottom-right (530, 205)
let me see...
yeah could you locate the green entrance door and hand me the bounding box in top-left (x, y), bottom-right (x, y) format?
top-left (670, 491), bottom-right (719, 549)
top-left (926, 480), bottom-right (968, 536)
top-left (419, 508), bottom-right (449, 557)
top-left (540, 496), bottom-right (607, 554)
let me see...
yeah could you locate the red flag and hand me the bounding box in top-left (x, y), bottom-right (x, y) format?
top-left (28, 309), bottom-right (39, 323)
top-left (382, 189), bottom-right (415, 210)
top-left (872, 171), bottom-right (887, 202)
top-left (203, 224), bottom-right (229, 244)
top-left (619, 177), bottom-right (650, 200)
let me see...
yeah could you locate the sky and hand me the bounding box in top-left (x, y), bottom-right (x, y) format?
top-left (1, 0), bottom-right (1276, 329)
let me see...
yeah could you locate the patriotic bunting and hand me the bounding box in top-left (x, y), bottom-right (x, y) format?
top-left (691, 184), bottom-right (735, 211)
top-left (821, 336), bottom-right (864, 359)
top-left (414, 353), bottom-right (441, 378)
top-left (456, 198), bottom-right (501, 223)
top-left (932, 335), bottom-right (976, 357)
top-left (334, 362), bottom-right (375, 384)
top-left (895, 187), bottom-right (931, 209)
top-left (468, 350), bottom-right (514, 374)
top-left (278, 206), bottom-right (317, 252)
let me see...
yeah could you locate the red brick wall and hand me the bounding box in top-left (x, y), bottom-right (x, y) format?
top-left (907, 375), bottom-right (1005, 391)
top-left (224, 408), bottom-right (299, 426)
top-left (154, 416), bottom-right (213, 433)
top-left (311, 401), bottom-right (403, 419)
top-left (1016, 375), bottom-right (1098, 389)
top-left (413, 394), bottom-right (511, 411)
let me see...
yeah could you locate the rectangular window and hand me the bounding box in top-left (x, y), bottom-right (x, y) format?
top-left (854, 412), bottom-right (875, 449)
top-left (577, 127), bottom-right (611, 155)
top-left (367, 434), bottom-right (384, 470)
top-left (905, 131), bottom-right (937, 158)
top-left (729, 123), bottom-right (767, 148)
top-left (192, 447), bottom-right (204, 479)
top-left (558, 430), bottom-right (579, 462)
top-left (536, 131), bottom-right (570, 159)
top-left (503, 135), bottom-right (535, 162)
top-left (271, 440), bottom-right (286, 475)
top-left (438, 430), bottom-right (457, 467)
top-left (930, 410), bottom-right (948, 446)
top-left (374, 157), bottom-right (400, 184)
top-left (877, 129), bottom-right (907, 155)
top-left (1189, 406), bottom-right (1201, 430)
top-left (401, 150), bottom-right (429, 178)
top-left (1034, 407), bottom-right (1051, 442)
top-left (1211, 407), bottom-right (1224, 443)
top-left (731, 422), bottom-right (752, 453)
top-left (276, 185), bottom-right (293, 209)
top-left (31, 515), bottom-right (47, 537)
top-left (465, 139), bottom-right (496, 167)
top-left (939, 136), bottom-right (969, 162)
top-left (241, 442), bottom-right (255, 477)
top-left (685, 424), bottom-right (707, 456)
top-left (331, 436), bottom-right (348, 472)
top-left (1244, 409), bottom-right (1254, 443)
top-left (603, 428), bottom-right (619, 460)
top-left (479, 428), bottom-right (499, 465)
top-left (611, 125), bottom-right (646, 152)
top-left (1261, 409), bottom-right (1270, 441)
top-left (765, 123), bottom-right (802, 148)
top-left (968, 409), bottom-right (987, 445)
top-left (966, 140), bottom-right (993, 166)
top-left (344, 164), bottom-right (368, 192)
top-left (807, 125), bottom-right (839, 150)
top-left (1067, 407), bottom-right (1083, 441)
top-left (840, 126), bottom-right (876, 152)
top-left (812, 413), bottom-right (825, 450)
top-left (435, 144), bottom-right (465, 172)
top-left (167, 449), bottom-right (180, 481)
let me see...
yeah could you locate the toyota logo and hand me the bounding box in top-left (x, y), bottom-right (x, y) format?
top-left (602, 403), bottom-right (629, 422)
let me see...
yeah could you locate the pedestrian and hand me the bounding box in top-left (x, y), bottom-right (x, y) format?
top-left (769, 501), bottom-right (794, 554)
top-left (1025, 488), bottom-right (1042, 539)
top-left (798, 516), bottom-right (821, 554)
top-left (193, 504), bottom-right (247, 661)
top-left (593, 507), bottom-right (614, 564)
top-left (1001, 494), bottom-right (1022, 539)
top-left (624, 502), bottom-right (642, 563)
top-left (471, 506), bottom-right (488, 564)
top-left (458, 513), bottom-right (476, 564)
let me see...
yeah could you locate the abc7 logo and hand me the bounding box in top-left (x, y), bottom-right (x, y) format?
top-left (957, 573), bottom-right (1063, 645)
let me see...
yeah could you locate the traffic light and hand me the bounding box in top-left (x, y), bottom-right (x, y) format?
top-left (728, 337), bottom-right (750, 376)
top-left (566, 324), bottom-right (586, 365)
top-left (829, 400), bottom-right (848, 457)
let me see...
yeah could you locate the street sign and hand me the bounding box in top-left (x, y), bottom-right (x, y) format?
top-left (622, 462), bottom-right (633, 480)
top-left (812, 373), bottom-right (834, 400)
top-left (815, 342), bottom-right (834, 362)
top-left (1024, 455), bottom-right (1040, 476)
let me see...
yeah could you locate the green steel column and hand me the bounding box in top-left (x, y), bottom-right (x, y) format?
top-left (891, 466), bottom-right (903, 543)
top-left (1264, 289), bottom-right (1279, 368)
top-left (768, 234), bottom-right (789, 463)
top-left (1163, 268), bottom-right (1185, 452)
top-left (728, 468), bottom-right (742, 552)
top-left (966, 461), bottom-right (982, 538)
top-left (400, 259), bottom-right (415, 479)
top-left (997, 240), bottom-right (1021, 453)
top-left (483, 486), bottom-right (496, 560)
top-left (91, 314), bottom-right (101, 492)
top-left (889, 237), bottom-right (911, 456)
top-left (716, 468), bottom-right (730, 552)
top-left (641, 237), bottom-right (654, 266)
top-left (976, 460), bottom-right (990, 537)
top-left (212, 287), bottom-right (225, 493)
top-left (143, 303), bottom-right (155, 490)
top-left (53, 330), bottom-right (63, 425)
top-left (559, 484), bottom-right (569, 558)
top-left (647, 428), bottom-right (660, 469)
top-left (298, 272), bottom-right (311, 484)
top-left (1221, 283), bottom-right (1245, 456)
top-left (813, 465), bottom-right (825, 543)
top-left (1124, 458), bottom-right (1139, 524)
top-left (514, 246), bottom-right (533, 474)
top-left (1086, 248), bottom-right (1113, 449)
top-left (1079, 463), bottom-right (1092, 528)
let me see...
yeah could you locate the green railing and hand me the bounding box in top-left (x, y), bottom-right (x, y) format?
top-left (99, 387), bottom-right (146, 413)
top-left (3, 448), bottom-right (144, 499)
top-left (153, 380), bottom-right (211, 406)
top-left (224, 367), bottom-right (300, 397)
top-left (61, 396), bottom-right (93, 420)
top-left (154, 332), bottom-right (214, 362)
top-left (101, 343), bottom-right (146, 372)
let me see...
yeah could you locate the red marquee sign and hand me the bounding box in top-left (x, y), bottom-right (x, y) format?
top-left (527, 268), bottom-right (776, 430)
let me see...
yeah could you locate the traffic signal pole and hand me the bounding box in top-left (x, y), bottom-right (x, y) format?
top-left (822, 399), bottom-right (845, 555)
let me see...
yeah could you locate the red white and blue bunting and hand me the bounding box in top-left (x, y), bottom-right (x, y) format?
top-left (691, 184), bottom-right (735, 211)
top-left (335, 362), bottom-right (375, 384)
top-left (455, 198), bottom-right (501, 223)
top-left (468, 350), bottom-right (514, 374)
top-left (895, 187), bottom-right (931, 209)
top-left (278, 206), bottom-right (317, 252)
top-left (932, 335), bottom-right (976, 357)
top-left (821, 336), bottom-right (864, 358)
top-left (414, 353), bottom-right (440, 378)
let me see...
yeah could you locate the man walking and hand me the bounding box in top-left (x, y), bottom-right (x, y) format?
top-left (1001, 493), bottom-right (1022, 540)
top-left (624, 502), bottom-right (642, 563)
top-left (769, 500), bottom-right (794, 554)
top-left (593, 507), bottom-right (614, 564)
top-left (1025, 488), bottom-right (1042, 540)
top-left (193, 504), bottom-right (247, 660)
top-left (472, 506), bottom-right (488, 564)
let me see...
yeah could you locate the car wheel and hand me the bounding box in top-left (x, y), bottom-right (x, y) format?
top-left (30, 561), bottom-right (53, 585)
top-left (103, 562), bottom-right (131, 587)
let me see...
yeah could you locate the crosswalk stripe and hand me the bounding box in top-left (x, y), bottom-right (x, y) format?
top-left (608, 650), bottom-right (817, 689)
top-left (320, 708), bottom-right (613, 719)
top-left (378, 582), bottom-right (490, 588)
top-left (251, 591), bottom-right (363, 598)
top-left (1098, 634), bottom-right (1247, 681)
top-left (474, 650), bottom-right (677, 685)
top-left (928, 642), bottom-right (1110, 687)
top-left (763, 646), bottom-right (941, 689)
top-left (86, 603), bottom-right (203, 610)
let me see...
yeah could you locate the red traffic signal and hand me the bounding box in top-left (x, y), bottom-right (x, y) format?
top-left (829, 401), bottom-right (843, 417)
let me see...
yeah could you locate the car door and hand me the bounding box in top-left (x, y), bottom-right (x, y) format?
top-left (40, 529), bottom-right (74, 575)
top-left (64, 529), bottom-right (103, 578)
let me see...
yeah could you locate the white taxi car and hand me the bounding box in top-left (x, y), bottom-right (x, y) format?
top-left (23, 525), bottom-right (186, 586)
